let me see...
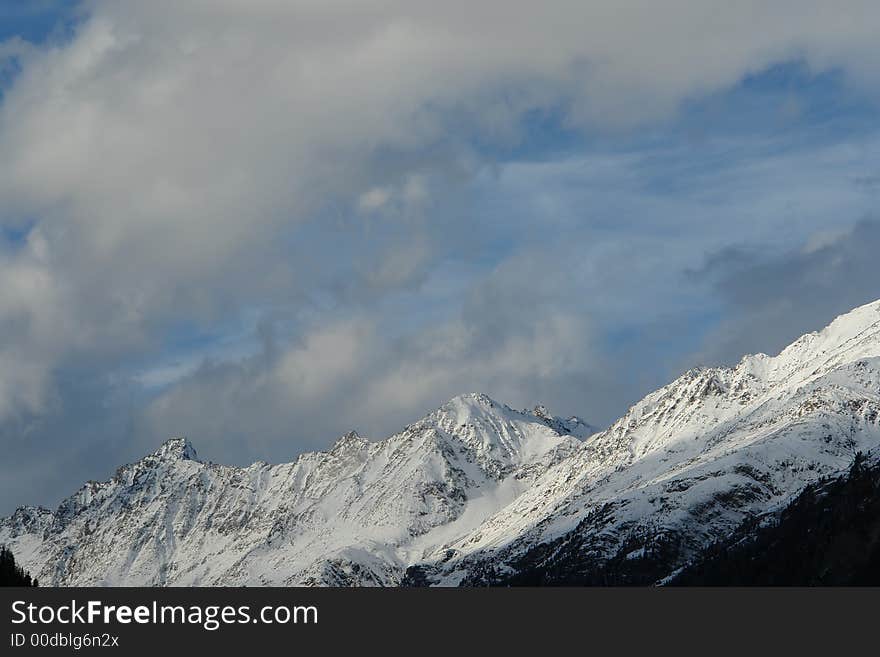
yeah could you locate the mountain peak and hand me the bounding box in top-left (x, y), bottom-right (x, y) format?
top-left (532, 404), bottom-right (551, 419)
top-left (152, 437), bottom-right (198, 461)
top-left (737, 298), bottom-right (880, 387)
top-left (527, 404), bottom-right (596, 439)
top-left (426, 394), bottom-right (595, 441)
top-left (428, 393), bottom-right (510, 426)
top-left (437, 392), bottom-right (561, 424)
top-left (447, 392), bottom-right (500, 408)
top-left (331, 430), bottom-right (367, 452)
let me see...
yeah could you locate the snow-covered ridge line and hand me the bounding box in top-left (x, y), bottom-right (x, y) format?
top-left (418, 300), bottom-right (880, 584)
top-left (3, 299), bottom-right (880, 586)
top-left (0, 392), bottom-right (584, 585)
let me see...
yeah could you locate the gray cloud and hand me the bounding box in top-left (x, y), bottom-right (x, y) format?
top-left (3, 2), bottom-right (880, 513)
top-left (689, 219), bottom-right (880, 366)
top-left (1, 1), bottom-right (879, 422)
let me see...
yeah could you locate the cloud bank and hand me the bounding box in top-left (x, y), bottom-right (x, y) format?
top-left (2, 1), bottom-right (880, 512)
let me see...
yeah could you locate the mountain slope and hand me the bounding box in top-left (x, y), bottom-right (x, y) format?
top-left (670, 449), bottom-right (880, 586)
top-left (0, 394), bottom-right (581, 585)
top-left (4, 301), bottom-right (880, 586)
top-left (411, 300), bottom-right (880, 585)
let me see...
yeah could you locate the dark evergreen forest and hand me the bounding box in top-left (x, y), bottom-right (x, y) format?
top-left (0, 544), bottom-right (38, 587)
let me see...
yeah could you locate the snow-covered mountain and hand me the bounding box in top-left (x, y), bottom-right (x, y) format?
top-left (0, 394), bottom-right (582, 585)
top-left (4, 300), bottom-right (880, 586)
top-left (413, 299), bottom-right (880, 584)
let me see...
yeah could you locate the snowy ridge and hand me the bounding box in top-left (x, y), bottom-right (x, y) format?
top-left (3, 301), bottom-right (880, 585)
top-left (0, 394), bottom-right (580, 585)
top-left (419, 300), bottom-right (880, 584)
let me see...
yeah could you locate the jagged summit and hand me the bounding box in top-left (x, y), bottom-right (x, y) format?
top-left (137, 392), bottom-right (576, 471)
top-left (532, 404), bottom-right (551, 419)
top-left (438, 392), bottom-right (505, 414)
top-left (527, 404), bottom-right (596, 440)
top-left (409, 392), bottom-right (581, 469)
top-left (331, 430), bottom-right (367, 452)
top-left (424, 393), bottom-right (594, 441)
top-left (428, 392), bottom-right (514, 423)
top-left (152, 437), bottom-right (198, 461)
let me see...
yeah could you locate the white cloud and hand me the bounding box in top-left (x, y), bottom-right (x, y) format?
top-left (358, 187), bottom-right (393, 213)
top-left (3, 1), bottom-right (880, 509)
top-left (0, 1), bottom-right (878, 419)
top-left (275, 318), bottom-right (375, 401)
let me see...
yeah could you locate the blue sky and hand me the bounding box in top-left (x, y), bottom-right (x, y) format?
top-left (0, 1), bottom-right (78, 43)
top-left (1, 2), bottom-right (880, 514)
